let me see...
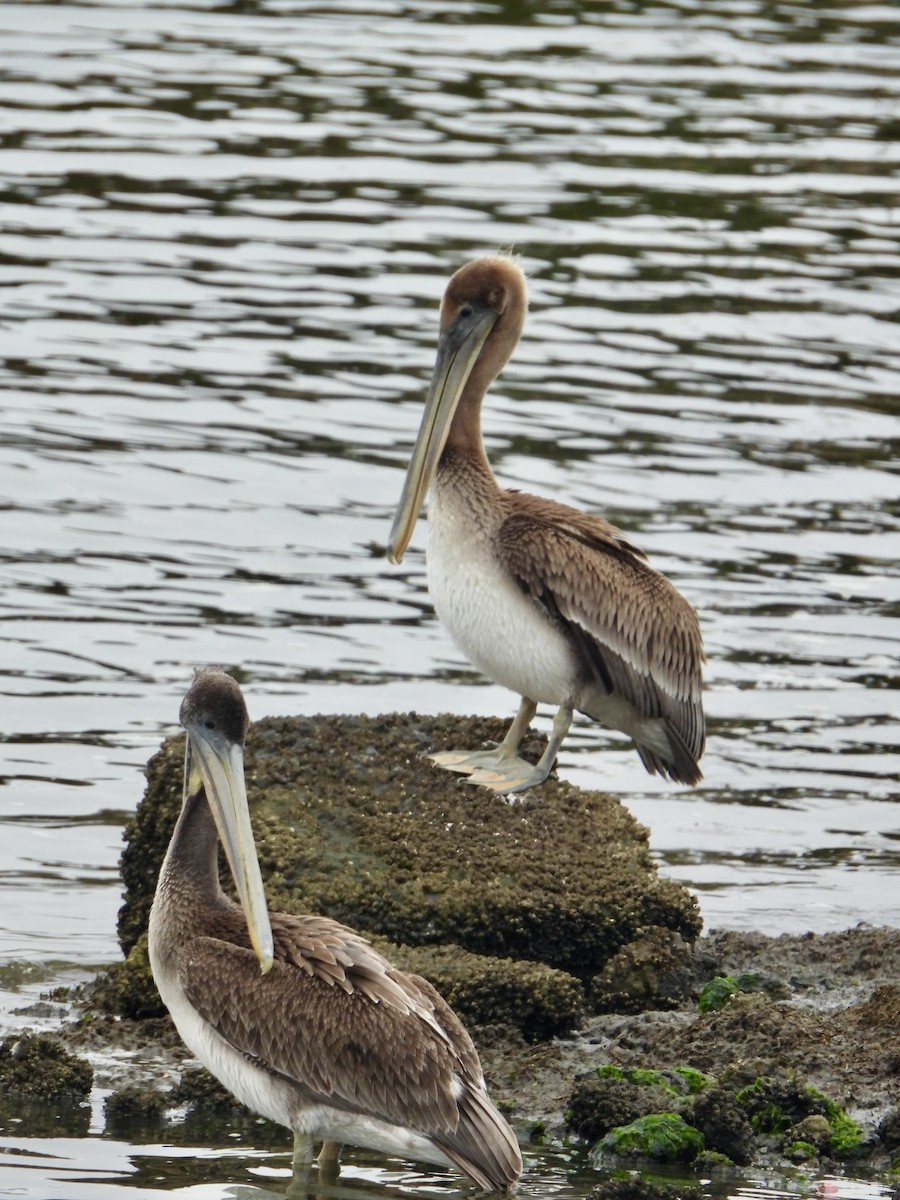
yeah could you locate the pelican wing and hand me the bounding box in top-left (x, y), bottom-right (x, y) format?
top-left (497, 497), bottom-right (705, 766)
top-left (177, 916), bottom-right (480, 1136)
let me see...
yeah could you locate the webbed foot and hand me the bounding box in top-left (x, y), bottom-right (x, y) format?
top-left (429, 747), bottom-right (508, 776)
top-left (464, 755), bottom-right (555, 794)
top-left (435, 701), bottom-right (574, 795)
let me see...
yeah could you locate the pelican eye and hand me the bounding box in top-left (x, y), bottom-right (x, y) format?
top-left (459, 304), bottom-right (474, 319)
top-left (205, 719), bottom-right (216, 730)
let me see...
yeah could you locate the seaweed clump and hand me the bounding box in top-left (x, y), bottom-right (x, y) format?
top-left (567, 1061), bottom-right (868, 1169)
top-left (736, 1076), bottom-right (866, 1159)
top-left (593, 1113), bottom-right (705, 1164)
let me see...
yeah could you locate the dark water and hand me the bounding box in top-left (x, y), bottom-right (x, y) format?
top-left (0, 0), bottom-right (898, 1195)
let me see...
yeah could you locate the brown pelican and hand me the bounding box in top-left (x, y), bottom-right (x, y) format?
top-left (388, 256), bottom-right (705, 793)
top-left (148, 668), bottom-right (522, 1192)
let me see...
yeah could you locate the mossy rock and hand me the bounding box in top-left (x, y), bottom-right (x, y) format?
top-left (568, 1073), bottom-right (675, 1142)
top-left (698, 972), bottom-right (788, 1013)
top-left (689, 1085), bottom-right (754, 1164)
top-left (91, 933), bottom-right (165, 1020)
top-left (118, 712), bottom-right (701, 988)
top-left (170, 1067), bottom-right (248, 1115)
top-left (104, 1085), bottom-right (167, 1136)
top-left (592, 1112), bottom-right (705, 1163)
top-left (377, 940), bottom-right (584, 1042)
top-left (787, 1114), bottom-right (831, 1151)
top-left (805, 1086), bottom-right (866, 1158)
top-left (588, 1181), bottom-right (702, 1200)
top-left (735, 1076), bottom-right (865, 1158)
top-left (735, 1075), bottom-right (823, 1135)
top-left (0, 1034), bottom-right (93, 1102)
top-left (570, 1064), bottom-right (730, 1159)
top-left (592, 928), bottom-right (700, 1013)
top-left (693, 1149), bottom-right (736, 1171)
top-left (674, 1066), bottom-right (713, 1094)
top-left (587, 1063), bottom-right (711, 1097)
top-left (878, 1106), bottom-right (900, 1154)
top-left (785, 1139), bottom-right (818, 1162)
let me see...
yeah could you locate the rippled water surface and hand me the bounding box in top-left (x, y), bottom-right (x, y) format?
top-left (1, 0), bottom-right (898, 1195)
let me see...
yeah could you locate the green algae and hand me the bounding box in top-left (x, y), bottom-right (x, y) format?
top-left (571, 1064), bottom-right (748, 1164)
top-left (805, 1086), bottom-right (866, 1158)
top-left (568, 1073), bottom-right (676, 1144)
top-left (693, 1149), bottom-right (735, 1170)
top-left (674, 1066), bottom-right (712, 1094)
top-left (594, 1113), bottom-right (705, 1163)
top-left (735, 1075), bottom-right (810, 1138)
top-left (594, 1064), bottom-right (711, 1097)
top-left (698, 975), bottom-right (739, 1013)
top-left (735, 1076), bottom-right (865, 1158)
top-left (785, 1139), bottom-right (817, 1162)
top-left (596, 1065), bottom-right (627, 1081)
top-left (629, 1069), bottom-right (673, 1090)
top-left (698, 971), bottom-right (789, 1013)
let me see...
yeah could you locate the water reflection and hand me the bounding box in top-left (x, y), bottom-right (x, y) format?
top-left (1, 1132), bottom-right (896, 1200)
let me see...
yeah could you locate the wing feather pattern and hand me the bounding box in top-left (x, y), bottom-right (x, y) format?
top-left (176, 911), bottom-right (520, 1187)
top-left (497, 496), bottom-right (705, 781)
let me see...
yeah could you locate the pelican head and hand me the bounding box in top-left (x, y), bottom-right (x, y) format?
top-left (180, 669), bottom-right (274, 973)
top-left (388, 256), bottom-right (528, 564)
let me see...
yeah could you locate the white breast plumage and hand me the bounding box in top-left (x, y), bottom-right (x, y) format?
top-left (426, 490), bottom-right (577, 706)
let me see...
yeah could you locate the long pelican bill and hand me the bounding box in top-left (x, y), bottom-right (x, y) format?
top-left (185, 721), bottom-right (275, 973)
top-left (387, 303), bottom-right (498, 564)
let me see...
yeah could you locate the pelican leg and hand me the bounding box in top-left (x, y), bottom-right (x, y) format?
top-left (466, 703), bottom-right (573, 794)
top-left (286, 1132), bottom-right (316, 1198)
top-left (317, 1139), bottom-right (342, 1185)
top-left (429, 697), bottom-right (537, 777)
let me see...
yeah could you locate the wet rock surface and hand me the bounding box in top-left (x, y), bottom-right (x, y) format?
top-left (0, 1032), bottom-right (94, 1139)
top-left (500, 925), bottom-right (900, 1177)
top-left (12, 714), bottom-right (900, 1188)
top-left (117, 711), bottom-right (702, 1037)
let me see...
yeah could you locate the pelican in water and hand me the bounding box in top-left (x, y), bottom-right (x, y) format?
top-left (388, 256), bottom-right (705, 793)
top-left (148, 668), bottom-right (522, 1192)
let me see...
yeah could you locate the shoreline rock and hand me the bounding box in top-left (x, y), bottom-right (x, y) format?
top-left (7, 713), bottom-right (898, 1189)
top-left (116, 711), bottom-right (703, 1036)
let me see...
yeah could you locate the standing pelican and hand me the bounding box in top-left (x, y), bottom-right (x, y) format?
top-left (148, 668), bottom-right (522, 1192)
top-left (388, 256), bottom-right (705, 793)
